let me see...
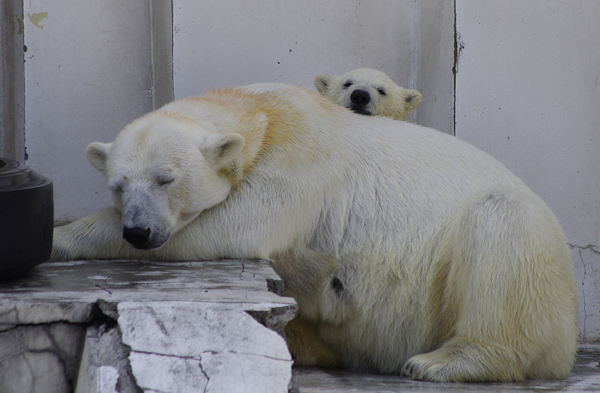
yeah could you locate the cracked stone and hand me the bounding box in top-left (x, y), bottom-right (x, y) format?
top-left (0, 301), bottom-right (93, 325)
top-left (118, 302), bottom-right (293, 392)
top-left (118, 302), bottom-right (293, 361)
top-left (0, 350), bottom-right (70, 393)
top-left (129, 352), bottom-right (208, 393)
top-left (96, 366), bottom-right (119, 393)
top-left (201, 351), bottom-right (292, 393)
top-left (0, 323), bottom-right (84, 393)
top-left (76, 324), bottom-right (141, 393)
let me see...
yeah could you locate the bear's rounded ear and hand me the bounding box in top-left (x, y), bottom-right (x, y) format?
top-left (314, 75), bottom-right (333, 95)
top-left (85, 142), bottom-right (113, 173)
top-left (201, 133), bottom-right (245, 171)
top-left (404, 89), bottom-right (422, 112)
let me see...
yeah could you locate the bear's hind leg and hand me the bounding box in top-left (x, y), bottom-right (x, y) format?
top-left (404, 189), bottom-right (577, 382)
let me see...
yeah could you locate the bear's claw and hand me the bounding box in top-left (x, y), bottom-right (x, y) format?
top-left (402, 357), bottom-right (436, 381)
top-left (402, 354), bottom-right (460, 382)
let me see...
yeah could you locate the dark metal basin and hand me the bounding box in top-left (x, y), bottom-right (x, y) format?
top-left (0, 158), bottom-right (53, 280)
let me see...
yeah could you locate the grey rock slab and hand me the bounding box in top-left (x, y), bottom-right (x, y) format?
top-left (0, 260), bottom-right (294, 307)
top-left (119, 301), bottom-right (293, 393)
top-left (129, 352), bottom-right (208, 393)
top-left (201, 351), bottom-right (293, 393)
top-left (0, 300), bottom-right (94, 325)
top-left (0, 323), bottom-right (85, 393)
top-left (0, 351), bottom-right (70, 393)
top-left (118, 301), bottom-right (292, 359)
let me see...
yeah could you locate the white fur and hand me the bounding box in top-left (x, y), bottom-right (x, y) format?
top-left (53, 84), bottom-right (577, 381)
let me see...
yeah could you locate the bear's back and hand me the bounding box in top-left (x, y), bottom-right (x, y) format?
top-left (230, 85), bottom-right (530, 263)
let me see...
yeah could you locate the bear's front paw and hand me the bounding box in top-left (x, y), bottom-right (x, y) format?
top-left (402, 340), bottom-right (525, 382)
top-left (402, 352), bottom-right (456, 382)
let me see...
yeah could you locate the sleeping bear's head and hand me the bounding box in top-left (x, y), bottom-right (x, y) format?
top-left (85, 111), bottom-right (248, 250)
top-left (314, 68), bottom-right (422, 121)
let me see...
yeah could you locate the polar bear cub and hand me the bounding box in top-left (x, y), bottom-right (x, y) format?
top-left (52, 84), bottom-right (577, 382)
top-left (314, 68), bottom-right (422, 121)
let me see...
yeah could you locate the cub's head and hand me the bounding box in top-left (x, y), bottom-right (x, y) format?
top-left (85, 110), bottom-right (253, 250)
top-left (314, 68), bottom-right (422, 121)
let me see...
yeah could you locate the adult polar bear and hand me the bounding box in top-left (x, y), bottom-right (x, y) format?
top-left (52, 83), bottom-right (577, 382)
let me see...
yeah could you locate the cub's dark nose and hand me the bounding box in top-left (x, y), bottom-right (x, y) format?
top-left (123, 226), bottom-right (151, 248)
top-left (350, 89), bottom-right (371, 107)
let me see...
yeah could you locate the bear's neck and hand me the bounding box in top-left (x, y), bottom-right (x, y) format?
top-left (186, 87), bottom-right (316, 180)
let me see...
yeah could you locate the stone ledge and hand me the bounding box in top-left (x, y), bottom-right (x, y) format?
top-left (0, 260), bottom-right (297, 393)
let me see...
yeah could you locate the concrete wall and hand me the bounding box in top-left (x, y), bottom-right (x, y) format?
top-left (19, 0), bottom-right (453, 223)
top-left (172, 0), bottom-right (454, 133)
top-left (455, 0), bottom-right (600, 340)
top-left (411, 0), bottom-right (455, 135)
top-left (22, 0), bottom-right (171, 223)
top-left (173, 0), bottom-right (414, 96)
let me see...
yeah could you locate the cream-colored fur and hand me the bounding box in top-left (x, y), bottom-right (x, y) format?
top-left (52, 84), bottom-right (577, 382)
top-left (314, 68), bottom-right (422, 121)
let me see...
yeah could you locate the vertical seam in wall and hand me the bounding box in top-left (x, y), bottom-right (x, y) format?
top-left (170, 0), bottom-right (174, 103)
top-left (409, 0), bottom-right (418, 89)
top-left (452, 0), bottom-right (465, 138)
top-left (408, 0), bottom-right (419, 123)
top-left (453, 0), bottom-right (457, 137)
top-left (149, 0), bottom-right (156, 110)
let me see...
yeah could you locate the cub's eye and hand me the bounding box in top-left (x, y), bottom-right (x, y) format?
top-left (343, 81), bottom-right (353, 89)
top-left (110, 181), bottom-right (124, 193)
top-left (110, 176), bottom-right (128, 193)
top-left (377, 88), bottom-right (387, 96)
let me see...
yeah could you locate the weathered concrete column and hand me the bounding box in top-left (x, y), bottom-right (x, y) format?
top-left (0, 0), bottom-right (25, 162)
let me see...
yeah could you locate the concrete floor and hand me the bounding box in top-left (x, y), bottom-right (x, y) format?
top-left (294, 345), bottom-right (600, 392)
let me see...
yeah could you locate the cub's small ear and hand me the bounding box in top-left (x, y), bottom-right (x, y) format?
top-left (85, 142), bottom-right (113, 173)
top-left (404, 89), bottom-right (422, 112)
top-left (201, 133), bottom-right (245, 171)
top-left (314, 74), bottom-right (333, 95)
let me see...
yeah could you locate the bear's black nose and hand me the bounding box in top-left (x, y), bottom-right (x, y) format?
top-left (350, 89), bottom-right (371, 107)
top-left (123, 226), bottom-right (151, 248)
